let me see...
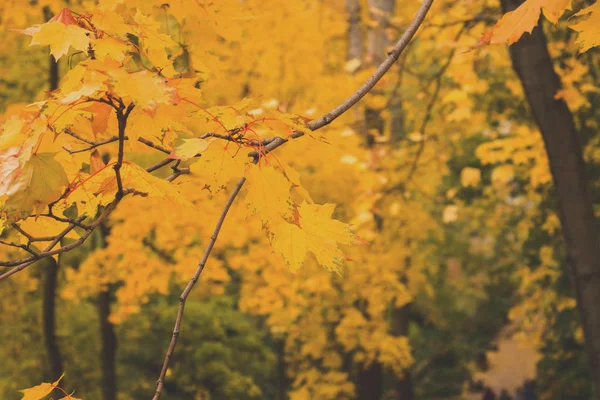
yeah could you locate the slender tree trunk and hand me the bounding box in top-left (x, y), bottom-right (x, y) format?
top-left (357, 362), bottom-right (383, 400)
top-left (501, 0), bottom-right (600, 397)
top-left (391, 304), bottom-right (414, 400)
top-left (42, 258), bottom-right (64, 383)
top-left (95, 224), bottom-right (118, 400)
top-left (43, 7), bottom-right (60, 91)
top-left (41, 6), bottom-right (63, 389)
top-left (275, 339), bottom-right (289, 400)
top-left (98, 289), bottom-right (117, 400)
top-left (367, 0), bottom-right (395, 64)
top-left (346, 0), bottom-right (363, 61)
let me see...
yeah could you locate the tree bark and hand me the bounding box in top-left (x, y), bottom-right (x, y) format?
top-left (501, 0), bottom-right (600, 397)
top-left (367, 0), bottom-right (396, 64)
top-left (42, 6), bottom-right (63, 389)
top-left (98, 289), bottom-right (118, 400)
top-left (357, 362), bottom-right (383, 400)
top-left (391, 304), bottom-right (414, 400)
top-left (346, 0), bottom-right (363, 61)
top-left (42, 258), bottom-right (64, 383)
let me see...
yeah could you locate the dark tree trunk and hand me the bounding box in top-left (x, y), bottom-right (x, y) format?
top-left (42, 258), bottom-right (64, 384)
top-left (43, 7), bottom-right (60, 92)
top-left (501, 0), bottom-right (600, 397)
top-left (42, 7), bottom-right (63, 391)
top-left (391, 304), bottom-right (414, 400)
top-left (49, 53), bottom-right (59, 91)
top-left (98, 289), bottom-right (118, 400)
top-left (357, 362), bottom-right (383, 400)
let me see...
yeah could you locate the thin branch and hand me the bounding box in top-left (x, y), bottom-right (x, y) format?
top-left (64, 128), bottom-right (98, 145)
top-left (152, 176), bottom-right (247, 400)
top-left (137, 137), bottom-right (171, 154)
top-left (0, 239), bottom-right (39, 256)
top-left (307, 0), bottom-right (434, 131)
top-left (146, 158), bottom-right (175, 173)
top-left (113, 104), bottom-right (134, 199)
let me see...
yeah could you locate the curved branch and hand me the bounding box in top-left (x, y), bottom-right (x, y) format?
top-left (307, 0), bottom-right (434, 131)
top-left (152, 176), bottom-right (247, 400)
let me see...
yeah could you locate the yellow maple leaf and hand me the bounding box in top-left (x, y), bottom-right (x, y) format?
top-left (570, 2), bottom-right (600, 52)
top-left (189, 143), bottom-right (249, 192)
top-left (245, 164), bottom-right (293, 223)
top-left (480, 0), bottom-right (571, 46)
top-left (2, 153), bottom-right (69, 221)
top-left (20, 373), bottom-right (64, 400)
top-left (272, 221), bottom-right (307, 272)
top-left (170, 138), bottom-right (210, 160)
top-left (109, 70), bottom-right (174, 110)
top-left (30, 21), bottom-right (90, 61)
top-left (93, 36), bottom-right (128, 62)
top-left (92, 9), bottom-right (131, 37)
top-left (64, 160), bottom-right (194, 217)
top-left (298, 202), bottom-right (356, 272)
top-left (17, 216), bottom-right (80, 247)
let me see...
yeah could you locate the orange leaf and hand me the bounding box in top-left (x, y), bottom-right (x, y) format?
top-left (20, 373), bottom-right (64, 400)
top-left (477, 0), bottom-right (571, 47)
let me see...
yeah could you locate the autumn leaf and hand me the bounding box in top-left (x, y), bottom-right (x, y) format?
top-left (20, 373), bottom-right (64, 400)
top-left (92, 37), bottom-right (129, 62)
top-left (109, 70), bottom-right (175, 110)
top-left (272, 201), bottom-right (356, 272)
top-left (272, 221), bottom-right (307, 272)
top-left (30, 21), bottom-right (90, 61)
top-left (169, 138), bottom-right (210, 160)
top-left (298, 202), bottom-right (356, 272)
top-left (245, 164), bottom-right (293, 223)
top-left (478, 0), bottom-right (571, 46)
top-left (67, 162), bottom-right (193, 212)
top-left (90, 149), bottom-right (106, 174)
top-left (2, 153), bottom-right (69, 221)
top-left (570, 2), bottom-right (600, 52)
top-left (189, 143), bottom-right (250, 192)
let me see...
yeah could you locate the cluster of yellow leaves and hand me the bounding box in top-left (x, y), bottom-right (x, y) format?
top-left (6, 0), bottom-right (594, 396)
top-left (476, 124), bottom-right (552, 188)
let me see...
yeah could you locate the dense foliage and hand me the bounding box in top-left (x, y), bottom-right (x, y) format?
top-left (1, 0), bottom-right (600, 399)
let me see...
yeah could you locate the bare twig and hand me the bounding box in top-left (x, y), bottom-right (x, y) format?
top-left (146, 158), bottom-right (175, 173)
top-left (113, 104), bottom-right (135, 198)
top-left (152, 176), bottom-right (247, 400)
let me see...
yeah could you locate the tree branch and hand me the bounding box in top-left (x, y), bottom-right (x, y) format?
top-left (152, 176), bottom-right (247, 400)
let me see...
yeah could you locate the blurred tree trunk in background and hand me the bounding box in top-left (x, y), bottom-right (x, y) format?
top-left (97, 225), bottom-right (118, 400)
top-left (42, 258), bottom-right (64, 382)
top-left (392, 302), bottom-right (413, 400)
top-left (501, 0), bottom-right (600, 397)
top-left (41, 5), bottom-right (63, 388)
top-left (98, 289), bottom-right (117, 400)
top-left (346, 0), bottom-right (363, 61)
